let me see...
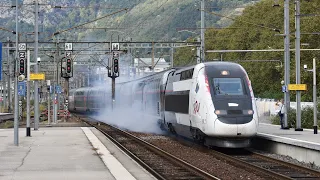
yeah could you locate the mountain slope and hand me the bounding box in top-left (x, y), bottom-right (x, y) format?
top-left (0, 0), bottom-right (257, 42)
top-left (175, 0), bottom-right (320, 100)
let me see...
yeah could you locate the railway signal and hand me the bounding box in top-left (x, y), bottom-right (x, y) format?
top-left (18, 44), bottom-right (27, 77)
top-left (66, 58), bottom-right (72, 73)
top-left (62, 48), bottom-right (73, 78)
top-left (19, 58), bottom-right (25, 75)
top-left (114, 56), bottom-right (119, 74)
top-left (108, 51), bottom-right (120, 78)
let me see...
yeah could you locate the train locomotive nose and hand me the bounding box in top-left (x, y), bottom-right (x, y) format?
top-left (213, 99), bottom-right (254, 136)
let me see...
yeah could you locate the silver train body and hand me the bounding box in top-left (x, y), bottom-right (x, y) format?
top-left (69, 62), bottom-right (259, 148)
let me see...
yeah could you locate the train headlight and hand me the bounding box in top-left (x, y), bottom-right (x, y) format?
top-left (221, 71), bottom-right (230, 75)
top-left (215, 110), bottom-right (227, 115)
top-left (243, 110), bottom-right (254, 115)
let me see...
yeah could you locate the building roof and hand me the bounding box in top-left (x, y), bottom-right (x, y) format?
top-left (133, 58), bottom-right (169, 67)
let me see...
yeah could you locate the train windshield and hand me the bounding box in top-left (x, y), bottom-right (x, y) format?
top-left (212, 78), bottom-right (245, 96)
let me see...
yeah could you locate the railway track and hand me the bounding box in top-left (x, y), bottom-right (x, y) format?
top-left (228, 149), bottom-right (320, 180)
top-left (75, 114), bottom-right (220, 180)
top-left (75, 114), bottom-right (320, 180)
top-left (202, 147), bottom-right (320, 180)
top-left (172, 136), bottom-right (320, 180)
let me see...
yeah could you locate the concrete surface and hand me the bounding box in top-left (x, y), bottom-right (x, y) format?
top-left (253, 123), bottom-right (320, 166)
top-left (90, 128), bottom-right (157, 180)
top-left (0, 127), bottom-right (115, 180)
top-left (258, 123), bottom-right (320, 147)
top-left (81, 127), bottom-right (137, 180)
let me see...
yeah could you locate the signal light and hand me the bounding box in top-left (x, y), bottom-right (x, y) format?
top-left (19, 59), bottom-right (25, 75)
top-left (114, 58), bottom-right (119, 73)
top-left (66, 59), bottom-right (71, 73)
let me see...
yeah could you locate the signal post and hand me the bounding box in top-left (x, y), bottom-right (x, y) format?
top-left (61, 43), bottom-right (73, 122)
top-left (108, 43), bottom-right (120, 110)
top-left (18, 43), bottom-right (26, 138)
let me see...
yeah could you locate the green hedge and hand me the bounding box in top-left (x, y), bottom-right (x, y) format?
top-left (271, 104), bottom-right (320, 128)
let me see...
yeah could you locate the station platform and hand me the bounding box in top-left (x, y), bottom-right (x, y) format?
top-left (253, 123), bottom-right (320, 166)
top-left (0, 127), bottom-right (156, 180)
top-left (258, 123), bottom-right (320, 149)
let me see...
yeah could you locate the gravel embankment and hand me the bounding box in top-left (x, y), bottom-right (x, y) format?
top-left (131, 132), bottom-right (266, 180)
top-left (251, 149), bottom-right (320, 172)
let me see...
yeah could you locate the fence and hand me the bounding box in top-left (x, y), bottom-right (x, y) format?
top-left (255, 98), bottom-right (314, 118)
top-left (41, 110), bottom-right (70, 117)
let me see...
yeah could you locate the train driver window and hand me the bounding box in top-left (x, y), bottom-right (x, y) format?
top-left (213, 78), bottom-right (244, 95)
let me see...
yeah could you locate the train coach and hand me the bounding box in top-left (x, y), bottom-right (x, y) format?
top-left (68, 86), bottom-right (110, 113)
top-left (69, 62), bottom-right (259, 148)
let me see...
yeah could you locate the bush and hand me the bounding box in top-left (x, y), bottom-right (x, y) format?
top-left (271, 105), bottom-right (320, 128)
top-left (0, 121), bottom-right (14, 128)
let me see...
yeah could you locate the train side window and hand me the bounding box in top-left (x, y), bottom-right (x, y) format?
top-left (180, 69), bottom-right (194, 81)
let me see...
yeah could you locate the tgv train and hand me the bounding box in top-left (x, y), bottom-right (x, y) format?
top-left (69, 62), bottom-right (259, 148)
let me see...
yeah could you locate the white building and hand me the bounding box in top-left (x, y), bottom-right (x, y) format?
top-left (133, 58), bottom-right (171, 73)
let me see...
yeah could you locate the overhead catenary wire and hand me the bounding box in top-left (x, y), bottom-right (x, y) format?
top-left (89, 55), bottom-right (108, 68)
top-left (47, 8), bottom-right (128, 40)
top-left (0, 26), bottom-right (16, 34)
top-left (124, 0), bottom-right (170, 38)
top-left (202, 9), bottom-right (281, 33)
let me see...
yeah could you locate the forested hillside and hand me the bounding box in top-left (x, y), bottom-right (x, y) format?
top-left (175, 0), bottom-right (320, 101)
top-left (0, 0), bottom-right (257, 41)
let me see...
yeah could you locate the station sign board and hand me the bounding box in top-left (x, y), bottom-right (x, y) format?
top-left (18, 82), bottom-right (26, 96)
top-left (30, 73), bottom-right (45, 80)
top-left (65, 43), bottom-right (73, 51)
top-left (56, 85), bottom-right (62, 94)
top-left (111, 43), bottom-right (120, 51)
top-left (288, 84), bottom-right (307, 91)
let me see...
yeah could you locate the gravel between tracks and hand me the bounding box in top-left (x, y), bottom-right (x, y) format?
top-left (131, 132), bottom-right (265, 180)
top-left (250, 149), bottom-right (320, 172)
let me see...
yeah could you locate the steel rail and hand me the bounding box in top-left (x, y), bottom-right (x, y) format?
top-left (170, 136), bottom-right (295, 180)
top-left (76, 115), bottom-right (220, 180)
top-left (208, 148), bottom-right (320, 180)
top-left (206, 149), bottom-right (293, 180)
top-left (251, 151), bottom-right (320, 178)
top-left (87, 122), bottom-right (166, 180)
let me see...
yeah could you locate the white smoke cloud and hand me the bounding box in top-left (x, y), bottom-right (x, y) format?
top-left (93, 103), bottom-right (164, 134)
top-left (89, 53), bottom-right (165, 134)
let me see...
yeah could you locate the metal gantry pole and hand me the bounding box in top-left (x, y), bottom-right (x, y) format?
top-left (14, 0), bottom-right (19, 146)
top-left (64, 78), bottom-right (69, 122)
top-left (313, 58), bottom-right (317, 134)
top-left (7, 38), bottom-right (12, 113)
top-left (295, 0), bottom-right (303, 131)
top-left (152, 42), bottom-right (154, 71)
top-left (26, 50), bottom-right (31, 136)
top-left (82, 74), bottom-right (85, 87)
top-left (88, 66), bottom-right (90, 86)
top-left (283, 0), bottom-right (290, 129)
top-left (170, 43), bottom-right (174, 68)
top-left (0, 42), bottom-right (2, 113)
top-left (34, 0), bottom-right (39, 130)
top-left (197, 38), bottom-right (201, 64)
top-left (200, 0), bottom-right (205, 62)
top-left (3, 41), bottom-right (7, 111)
top-left (55, 42), bottom-right (60, 124)
top-left (47, 87), bottom-right (50, 125)
top-left (53, 41), bottom-right (58, 124)
top-left (0, 77), bottom-right (2, 113)
top-left (112, 77), bottom-right (115, 110)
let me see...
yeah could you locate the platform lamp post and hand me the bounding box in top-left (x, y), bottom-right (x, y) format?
top-left (304, 58), bottom-right (317, 134)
